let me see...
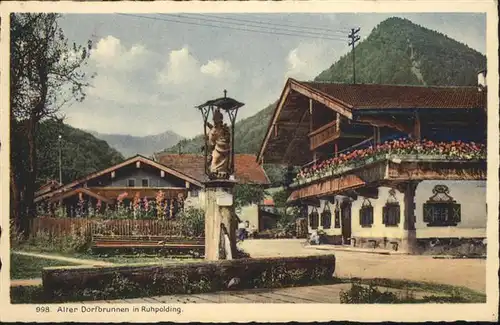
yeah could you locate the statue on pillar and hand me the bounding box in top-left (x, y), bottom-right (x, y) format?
top-left (207, 108), bottom-right (231, 179)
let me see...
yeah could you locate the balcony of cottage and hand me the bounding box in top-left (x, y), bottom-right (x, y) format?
top-left (287, 139), bottom-right (486, 202)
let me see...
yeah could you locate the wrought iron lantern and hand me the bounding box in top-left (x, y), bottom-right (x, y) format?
top-left (196, 90), bottom-right (244, 180)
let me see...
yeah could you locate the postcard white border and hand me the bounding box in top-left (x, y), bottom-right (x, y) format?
top-left (0, 0), bottom-right (498, 323)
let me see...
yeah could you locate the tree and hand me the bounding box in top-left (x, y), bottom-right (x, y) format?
top-left (232, 183), bottom-right (267, 212)
top-left (10, 13), bottom-right (93, 236)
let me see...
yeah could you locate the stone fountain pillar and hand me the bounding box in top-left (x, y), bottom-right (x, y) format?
top-left (204, 180), bottom-right (237, 260)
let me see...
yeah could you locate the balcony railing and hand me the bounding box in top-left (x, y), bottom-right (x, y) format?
top-left (309, 120), bottom-right (339, 150)
top-left (291, 139), bottom-right (486, 188)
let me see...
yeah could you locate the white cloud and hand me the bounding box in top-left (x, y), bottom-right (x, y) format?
top-left (157, 46), bottom-right (200, 85)
top-left (157, 46), bottom-right (239, 86)
top-left (91, 35), bottom-right (149, 71)
top-left (284, 41), bottom-right (333, 81)
top-left (200, 59), bottom-right (239, 79)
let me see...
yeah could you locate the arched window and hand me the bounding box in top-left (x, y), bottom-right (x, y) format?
top-left (359, 198), bottom-right (373, 227)
top-left (383, 189), bottom-right (400, 226)
top-left (423, 185), bottom-right (461, 227)
top-left (321, 203), bottom-right (332, 229)
top-left (309, 207), bottom-right (319, 230)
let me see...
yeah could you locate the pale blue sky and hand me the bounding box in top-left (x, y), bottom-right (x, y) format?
top-left (57, 13), bottom-right (486, 138)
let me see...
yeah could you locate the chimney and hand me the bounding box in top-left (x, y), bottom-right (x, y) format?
top-left (478, 69), bottom-right (487, 91)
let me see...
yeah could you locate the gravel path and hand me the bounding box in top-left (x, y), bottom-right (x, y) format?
top-left (238, 239), bottom-right (486, 293)
top-left (10, 251), bottom-right (114, 287)
top-left (10, 278), bottom-right (43, 287)
top-left (11, 251), bottom-right (114, 266)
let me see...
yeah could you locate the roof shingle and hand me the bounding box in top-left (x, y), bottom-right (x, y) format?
top-left (300, 81), bottom-right (486, 110)
top-left (155, 153), bottom-right (270, 185)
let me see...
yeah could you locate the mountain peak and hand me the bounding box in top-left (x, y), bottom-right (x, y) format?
top-left (91, 130), bottom-right (185, 158)
top-left (315, 17), bottom-right (485, 86)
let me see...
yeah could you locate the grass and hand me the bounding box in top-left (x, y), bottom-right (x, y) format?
top-left (86, 254), bottom-right (203, 265)
top-left (13, 244), bottom-right (202, 265)
top-left (339, 277), bottom-right (486, 303)
top-left (10, 253), bottom-right (80, 280)
top-left (13, 250), bottom-right (202, 266)
top-left (11, 285), bottom-right (46, 304)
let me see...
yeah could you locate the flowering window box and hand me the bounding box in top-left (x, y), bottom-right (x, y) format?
top-left (294, 139), bottom-right (486, 183)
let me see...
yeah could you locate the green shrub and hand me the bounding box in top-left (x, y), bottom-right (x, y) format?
top-left (177, 207), bottom-right (205, 238)
top-left (339, 280), bottom-right (475, 304)
top-left (340, 283), bottom-right (403, 303)
top-left (18, 222), bottom-right (91, 254)
top-left (10, 285), bottom-right (47, 304)
top-left (10, 219), bottom-right (24, 249)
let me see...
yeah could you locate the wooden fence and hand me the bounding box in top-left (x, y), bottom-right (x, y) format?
top-left (30, 217), bottom-right (183, 237)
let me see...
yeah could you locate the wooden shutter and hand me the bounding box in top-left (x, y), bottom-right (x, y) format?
top-left (423, 203), bottom-right (433, 223)
top-left (334, 209), bottom-right (340, 228)
top-left (395, 205), bottom-right (401, 224)
top-left (451, 204), bottom-right (461, 223)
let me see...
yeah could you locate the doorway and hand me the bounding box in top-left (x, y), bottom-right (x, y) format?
top-left (341, 200), bottom-right (352, 245)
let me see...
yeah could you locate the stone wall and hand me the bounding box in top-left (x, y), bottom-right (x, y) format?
top-left (42, 255), bottom-right (336, 302)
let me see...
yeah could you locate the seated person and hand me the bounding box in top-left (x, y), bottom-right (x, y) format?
top-left (309, 230), bottom-right (320, 245)
top-left (237, 220), bottom-right (247, 241)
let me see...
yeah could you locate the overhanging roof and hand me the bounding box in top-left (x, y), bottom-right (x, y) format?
top-left (154, 153), bottom-right (270, 185)
top-left (35, 155), bottom-right (203, 203)
top-left (257, 78), bottom-right (487, 165)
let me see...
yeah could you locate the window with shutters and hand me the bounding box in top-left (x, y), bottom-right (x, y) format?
top-left (383, 189), bottom-right (400, 227)
top-left (334, 201), bottom-right (341, 228)
top-left (309, 207), bottom-right (319, 230)
top-left (359, 198), bottom-right (373, 227)
top-left (423, 185), bottom-right (461, 227)
top-left (321, 203), bottom-right (332, 229)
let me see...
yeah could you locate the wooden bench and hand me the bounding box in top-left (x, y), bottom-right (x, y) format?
top-left (91, 235), bottom-right (205, 257)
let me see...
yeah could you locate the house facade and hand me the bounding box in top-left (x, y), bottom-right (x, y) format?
top-left (257, 75), bottom-right (487, 254)
top-left (35, 155), bottom-right (203, 218)
top-left (36, 154), bottom-right (271, 225)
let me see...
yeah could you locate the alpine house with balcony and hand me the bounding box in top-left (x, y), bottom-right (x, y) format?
top-left (257, 75), bottom-right (487, 254)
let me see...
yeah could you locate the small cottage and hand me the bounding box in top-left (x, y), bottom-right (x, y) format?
top-left (36, 153), bottom-right (271, 228)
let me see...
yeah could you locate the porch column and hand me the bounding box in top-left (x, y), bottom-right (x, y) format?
top-left (413, 113), bottom-right (421, 140)
top-left (400, 181), bottom-right (420, 254)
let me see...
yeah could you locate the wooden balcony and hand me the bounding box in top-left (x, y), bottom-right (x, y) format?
top-left (309, 120), bottom-right (339, 150)
top-left (287, 155), bottom-right (486, 203)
